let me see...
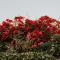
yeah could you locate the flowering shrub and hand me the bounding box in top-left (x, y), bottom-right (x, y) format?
top-left (0, 16), bottom-right (60, 60)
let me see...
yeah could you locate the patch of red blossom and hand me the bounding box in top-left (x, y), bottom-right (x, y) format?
top-left (0, 16), bottom-right (60, 49)
top-left (1, 29), bottom-right (10, 41)
top-left (56, 30), bottom-right (60, 34)
top-left (6, 19), bottom-right (12, 22)
top-left (14, 16), bottom-right (24, 24)
top-left (25, 26), bottom-right (30, 31)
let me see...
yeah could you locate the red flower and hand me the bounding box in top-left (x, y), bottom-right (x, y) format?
top-left (11, 40), bottom-right (16, 46)
top-left (38, 43), bottom-right (40, 46)
top-left (37, 39), bottom-right (41, 43)
top-left (39, 16), bottom-right (49, 22)
top-left (33, 30), bottom-right (43, 37)
top-left (0, 25), bottom-right (3, 32)
top-left (50, 19), bottom-right (56, 23)
top-left (46, 27), bottom-right (51, 32)
top-left (40, 42), bottom-right (44, 45)
top-left (26, 19), bottom-right (34, 25)
top-left (2, 21), bottom-right (9, 26)
top-left (34, 42), bottom-right (37, 45)
top-left (38, 42), bottom-right (44, 46)
top-left (1, 30), bottom-right (10, 41)
top-left (57, 30), bottom-right (60, 34)
top-left (14, 16), bottom-right (24, 21)
top-left (18, 23), bottom-right (24, 29)
top-left (0, 29), bottom-right (2, 32)
top-left (6, 19), bottom-right (12, 22)
top-left (10, 26), bottom-right (16, 31)
top-left (32, 37), bottom-right (36, 41)
top-left (13, 30), bottom-right (18, 35)
top-left (25, 26), bottom-right (30, 31)
top-left (32, 44), bottom-right (37, 48)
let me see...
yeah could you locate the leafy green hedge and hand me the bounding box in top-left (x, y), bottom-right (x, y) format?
top-left (0, 52), bottom-right (56, 60)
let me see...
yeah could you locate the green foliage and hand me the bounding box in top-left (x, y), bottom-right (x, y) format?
top-left (53, 34), bottom-right (60, 41)
top-left (0, 42), bottom-right (8, 52)
top-left (0, 52), bottom-right (56, 60)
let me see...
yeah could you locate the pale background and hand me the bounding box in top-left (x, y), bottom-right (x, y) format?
top-left (0, 0), bottom-right (60, 23)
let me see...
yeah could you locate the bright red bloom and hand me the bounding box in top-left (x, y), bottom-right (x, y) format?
top-left (38, 43), bottom-right (41, 46)
top-left (6, 19), bottom-right (12, 22)
top-left (10, 26), bottom-right (16, 31)
top-left (32, 30), bottom-right (43, 37)
top-left (25, 26), bottom-right (30, 31)
top-left (1, 29), bottom-right (10, 41)
top-left (38, 42), bottom-right (44, 46)
top-left (50, 19), bottom-right (56, 23)
top-left (0, 25), bottom-right (3, 32)
top-left (14, 16), bottom-right (24, 21)
top-left (18, 23), bottom-right (24, 29)
top-left (37, 39), bottom-right (41, 43)
top-left (57, 30), bottom-right (60, 34)
top-left (26, 19), bottom-right (34, 25)
top-left (39, 16), bottom-right (49, 22)
top-left (15, 16), bottom-right (24, 19)
top-left (11, 40), bottom-right (16, 46)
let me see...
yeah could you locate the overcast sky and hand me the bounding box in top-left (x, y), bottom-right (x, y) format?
top-left (0, 0), bottom-right (60, 23)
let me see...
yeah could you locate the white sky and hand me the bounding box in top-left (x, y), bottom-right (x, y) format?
top-left (0, 0), bottom-right (60, 23)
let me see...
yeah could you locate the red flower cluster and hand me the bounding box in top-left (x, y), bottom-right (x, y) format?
top-left (25, 16), bottom-right (60, 48)
top-left (0, 16), bottom-right (60, 48)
